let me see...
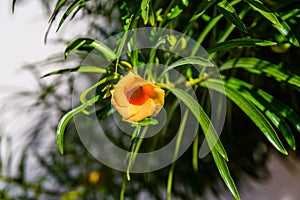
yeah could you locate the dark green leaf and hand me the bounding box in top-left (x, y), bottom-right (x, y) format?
top-left (217, 0), bottom-right (247, 32)
top-left (185, 0), bottom-right (217, 33)
top-left (12, 0), bottom-right (16, 13)
top-left (224, 77), bottom-right (296, 150)
top-left (245, 0), bottom-right (299, 46)
top-left (274, 14), bottom-right (299, 47)
top-left (245, 0), bottom-right (280, 25)
top-left (56, 0), bottom-right (88, 32)
top-left (201, 79), bottom-right (288, 155)
top-left (220, 58), bottom-right (300, 90)
top-left (211, 148), bottom-right (240, 200)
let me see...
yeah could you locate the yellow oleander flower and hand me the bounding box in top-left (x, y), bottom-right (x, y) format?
top-left (111, 72), bottom-right (165, 123)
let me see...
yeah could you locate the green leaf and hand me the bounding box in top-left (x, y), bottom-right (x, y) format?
top-left (273, 13), bottom-right (299, 47)
top-left (49, 0), bottom-right (68, 23)
top-left (117, 0), bottom-right (131, 21)
top-left (219, 58), bottom-right (300, 90)
top-left (225, 77), bottom-right (296, 150)
top-left (245, 0), bottom-right (280, 25)
top-left (41, 66), bottom-right (106, 78)
top-left (169, 88), bottom-right (228, 160)
top-left (168, 5), bottom-right (183, 20)
top-left (12, 0), bottom-right (16, 13)
top-left (65, 38), bottom-right (117, 60)
top-left (184, 0), bottom-right (217, 33)
top-left (131, 118), bottom-right (159, 127)
top-left (141, 0), bottom-right (150, 25)
top-left (245, 0), bottom-right (299, 46)
top-left (207, 38), bottom-right (276, 53)
top-left (160, 56), bottom-right (214, 78)
top-left (211, 148), bottom-right (240, 200)
top-left (56, 0), bottom-right (88, 32)
top-left (217, 0), bottom-right (247, 32)
top-left (80, 75), bottom-right (119, 105)
top-left (56, 95), bottom-right (100, 154)
top-left (201, 79), bottom-right (288, 155)
top-left (195, 15), bottom-right (223, 45)
top-left (252, 85), bottom-right (300, 134)
top-left (182, 0), bottom-right (188, 6)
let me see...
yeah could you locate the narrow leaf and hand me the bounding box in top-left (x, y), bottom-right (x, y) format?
top-left (41, 66), bottom-right (106, 78)
top-left (225, 77), bottom-right (296, 150)
top-left (211, 148), bottom-right (240, 200)
top-left (217, 0), bottom-right (247, 32)
top-left (273, 13), bottom-right (299, 47)
top-left (207, 38), bottom-right (276, 53)
top-left (245, 0), bottom-right (280, 25)
top-left (56, 95), bottom-right (99, 154)
top-left (168, 5), bottom-right (183, 20)
top-left (56, 0), bottom-right (88, 32)
top-left (141, 0), bottom-right (150, 25)
top-left (12, 0), bottom-right (16, 13)
top-left (201, 79), bottom-right (288, 155)
top-left (132, 118), bottom-right (158, 127)
top-left (65, 38), bottom-right (117, 60)
top-left (169, 88), bottom-right (228, 160)
top-left (182, 0), bottom-right (188, 6)
top-left (245, 0), bottom-right (299, 46)
top-left (184, 0), bottom-right (217, 33)
top-left (160, 56), bottom-right (214, 78)
top-left (220, 58), bottom-right (300, 90)
top-left (49, 0), bottom-right (68, 22)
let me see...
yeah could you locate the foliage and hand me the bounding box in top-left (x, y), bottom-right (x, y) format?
top-left (4, 0), bottom-right (300, 199)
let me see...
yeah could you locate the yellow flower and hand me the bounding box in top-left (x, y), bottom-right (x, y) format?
top-left (111, 72), bottom-right (165, 123)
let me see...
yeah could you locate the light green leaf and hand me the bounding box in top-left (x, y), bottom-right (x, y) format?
top-left (217, 0), bottom-right (247, 32)
top-left (182, 0), bottom-right (188, 6)
top-left (141, 0), bottom-right (150, 25)
top-left (56, 95), bottom-right (100, 154)
top-left (168, 5), bottom-right (183, 20)
top-left (219, 58), bottom-right (300, 90)
top-left (211, 148), bottom-right (240, 200)
top-left (169, 88), bottom-right (228, 160)
top-left (225, 77), bottom-right (296, 150)
top-left (41, 66), bottom-right (106, 78)
top-left (65, 38), bottom-right (117, 60)
top-left (207, 38), bottom-right (276, 53)
top-left (160, 56), bottom-right (214, 78)
top-left (201, 79), bottom-right (288, 155)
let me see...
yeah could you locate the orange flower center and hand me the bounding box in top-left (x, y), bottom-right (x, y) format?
top-left (126, 84), bottom-right (157, 105)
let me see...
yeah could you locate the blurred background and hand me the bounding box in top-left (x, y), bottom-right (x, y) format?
top-left (1, 0), bottom-right (300, 199)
